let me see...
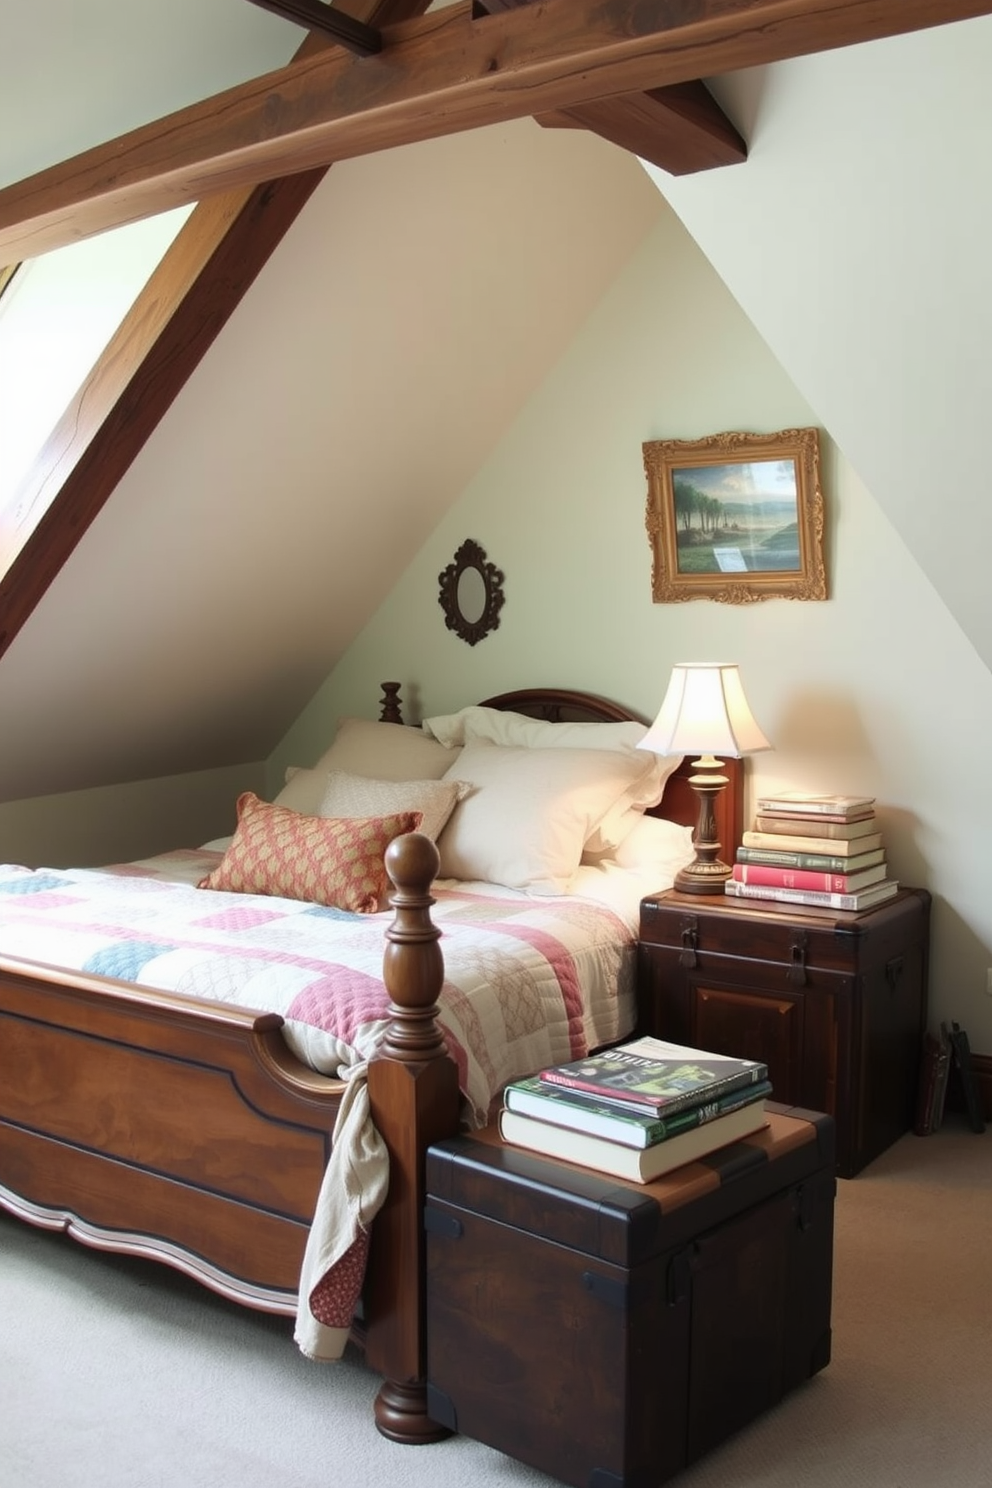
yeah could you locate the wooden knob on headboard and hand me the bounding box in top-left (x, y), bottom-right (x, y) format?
top-left (379, 682), bottom-right (403, 724)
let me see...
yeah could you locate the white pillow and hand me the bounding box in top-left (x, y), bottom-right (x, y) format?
top-left (424, 704), bottom-right (648, 753)
top-left (423, 706), bottom-right (681, 854)
top-left (590, 814), bottom-right (694, 876)
top-left (436, 743), bottom-right (661, 893)
top-left (317, 770), bottom-right (471, 844)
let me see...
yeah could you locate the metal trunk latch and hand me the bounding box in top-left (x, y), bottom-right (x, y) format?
top-left (679, 915), bottom-right (699, 969)
top-left (786, 930), bottom-right (809, 986)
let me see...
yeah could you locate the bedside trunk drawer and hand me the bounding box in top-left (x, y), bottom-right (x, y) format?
top-left (638, 889), bottom-right (930, 1176)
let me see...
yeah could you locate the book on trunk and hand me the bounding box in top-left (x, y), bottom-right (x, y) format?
top-left (503, 1073), bottom-right (773, 1148)
top-left (742, 828), bottom-right (884, 856)
top-left (736, 845), bottom-right (886, 873)
top-left (754, 813), bottom-right (878, 840)
top-left (755, 792), bottom-right (875, 819)
top-left (538, 1036), bottom-right (768, 1117)
top-left (724, 877), bottom-right (899, 911)
top-left (498, 1099), bottom-right (770, 1183)
top-left (731, 862), bottom-right (887, 893)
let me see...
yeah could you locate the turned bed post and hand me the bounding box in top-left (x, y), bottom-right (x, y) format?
top-left (364, 831), bottom-right (460, 1443)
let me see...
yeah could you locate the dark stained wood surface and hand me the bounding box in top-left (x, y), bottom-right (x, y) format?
top-left (1, 0), bottom-right (988, 260)
top-left (539, 81), bottom-right (748, 175)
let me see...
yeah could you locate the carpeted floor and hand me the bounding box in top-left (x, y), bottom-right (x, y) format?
top-left (2, 1117), bottom-right (991, 1488)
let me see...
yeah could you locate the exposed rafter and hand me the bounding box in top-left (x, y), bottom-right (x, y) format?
top-left (0, 0), bottom-right (433, 664)
top-left (1, 0), bottom-right (990, 262)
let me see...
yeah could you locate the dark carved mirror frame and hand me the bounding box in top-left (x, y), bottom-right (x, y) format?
top-left (440, 541), bottom-right (508, 645)
top-left (437, 538), bottom-right (505, 646)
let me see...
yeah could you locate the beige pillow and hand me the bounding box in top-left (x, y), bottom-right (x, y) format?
top-left (436, 743), bottom-right (660, 893)
top-left (274, 766), bottom-right (331, 816)
top-left (314, 718), bottom-right (460, 782)
top-left (423, 706), bottom-right (680, 854)
top-left (317, 770), bottom-right (471, 844)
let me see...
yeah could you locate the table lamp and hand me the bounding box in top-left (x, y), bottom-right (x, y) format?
top-left (639, 662), bottom-right (771, 895)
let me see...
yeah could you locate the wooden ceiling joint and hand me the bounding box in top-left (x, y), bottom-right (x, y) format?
top-left (473, 0), bottom-right (746, 172)
top-left (538, 82), bottom-right (747, 176)
top-left (244, 0), bottom-right (382, 54)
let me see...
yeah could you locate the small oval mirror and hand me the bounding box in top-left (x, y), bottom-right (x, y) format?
top-left (457, 565), bottom-right (487, 626)
top-left (438, 539), bottom-right (505, 646)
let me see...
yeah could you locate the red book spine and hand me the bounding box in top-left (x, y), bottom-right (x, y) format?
top-left (732, 863), bottom-right (855, 892)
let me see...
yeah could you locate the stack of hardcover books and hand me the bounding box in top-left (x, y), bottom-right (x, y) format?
top-left (729, 791), bottom-right (899, 911)
top-left (498, 1036), bottom-right (772, 1183)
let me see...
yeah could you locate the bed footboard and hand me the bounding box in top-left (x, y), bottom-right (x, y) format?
top-left (0, 959), bottom-right (345, 1309)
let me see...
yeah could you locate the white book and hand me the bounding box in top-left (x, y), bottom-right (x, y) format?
top-left (724, 877), bottom-right (899, 912)
top-left (742, 829), bottom-right (884, 857)
top-left (498, 1100), bottom-right (769, 1184)
top-left (755, 791), bottom-right (875, 817)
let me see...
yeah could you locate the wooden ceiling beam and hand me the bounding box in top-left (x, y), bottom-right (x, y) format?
top-left (1, 0), bottom-right (990, 262)
top-left (538, 82), bottom-right (747, 176)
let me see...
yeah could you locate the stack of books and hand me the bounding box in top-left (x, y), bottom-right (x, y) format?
top-left (729, 791), bottom-right (899, 911)
top-left (498, 1036), bottom-right (772, 1183)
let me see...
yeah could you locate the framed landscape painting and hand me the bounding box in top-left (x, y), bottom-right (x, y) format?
top-left (643, 427), bottom-right (826, 603)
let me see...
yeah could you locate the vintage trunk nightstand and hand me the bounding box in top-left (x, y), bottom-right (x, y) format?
top-left (425, 1109), bottom-right (835, 1488)
top-left (637, 886), bottom-right (931, 1177)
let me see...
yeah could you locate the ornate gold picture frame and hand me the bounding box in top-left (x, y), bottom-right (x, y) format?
top-left (644, 427), bottom-right (826, 603)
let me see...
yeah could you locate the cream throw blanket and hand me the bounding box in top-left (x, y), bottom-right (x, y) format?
top-left (293, 1065), bottom-right (390, 1362)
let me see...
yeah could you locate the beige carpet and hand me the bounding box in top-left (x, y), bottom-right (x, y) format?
top-left (2, 1118), bottom-right (990, 1487)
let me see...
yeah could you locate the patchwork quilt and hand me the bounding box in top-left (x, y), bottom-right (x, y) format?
top-left (0, 849), bottom-right (636, 1124)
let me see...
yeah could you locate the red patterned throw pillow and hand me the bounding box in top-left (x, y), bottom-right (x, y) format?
top-left (198, 793), bottom-right (421, 913)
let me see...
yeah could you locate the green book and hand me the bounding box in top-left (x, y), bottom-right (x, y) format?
top-left (538, 1036), bottom-right (769, 1118)
top-left (504, 1074), bottom-right (773, 1149)
top-left (737, 845), bottom-right (885, 874)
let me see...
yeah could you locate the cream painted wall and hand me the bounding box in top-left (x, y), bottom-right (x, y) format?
top-left (278, 198), bottom-right (992, 1047)
top-left (0, 761), bottom-right (261, 869)
top-left (649, 14), bottom-right (992, 672)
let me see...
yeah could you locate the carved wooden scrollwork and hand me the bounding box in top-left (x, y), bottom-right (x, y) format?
top-left (437, 539), bottom-right (505, 646)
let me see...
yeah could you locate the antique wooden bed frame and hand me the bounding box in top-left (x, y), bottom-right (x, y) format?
top-left (0, 685), bottom-right (743, 1444)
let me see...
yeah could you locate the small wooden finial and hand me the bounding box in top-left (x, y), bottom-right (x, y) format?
top-left (379, 682), bottom-right (403, 724)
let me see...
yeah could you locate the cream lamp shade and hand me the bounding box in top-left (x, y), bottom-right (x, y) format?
top-left (639, 663), bottom-right (770, 894)
top-left (639, 663), bottom-right (771, 760)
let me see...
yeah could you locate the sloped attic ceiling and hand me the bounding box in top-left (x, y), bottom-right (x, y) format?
top-left (0, 101), bottom-right (662, 799)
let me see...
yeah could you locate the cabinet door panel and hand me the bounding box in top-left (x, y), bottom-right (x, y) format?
top-left (692, 985), bottom-right (805, 1107)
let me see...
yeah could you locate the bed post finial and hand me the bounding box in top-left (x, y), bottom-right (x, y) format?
top-left (379, 682), bottom-right (403, 724)
top-left (378, 832), bottom-right (444, 1061)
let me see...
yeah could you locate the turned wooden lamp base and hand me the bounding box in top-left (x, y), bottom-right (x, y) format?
top-left (673, 761), bottom-right (732, 896)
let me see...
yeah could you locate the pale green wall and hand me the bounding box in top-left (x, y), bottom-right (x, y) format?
top-left (276, 201), bottom-right (992, 1046)
top-left (0, 760), bottom-right (262, 868)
